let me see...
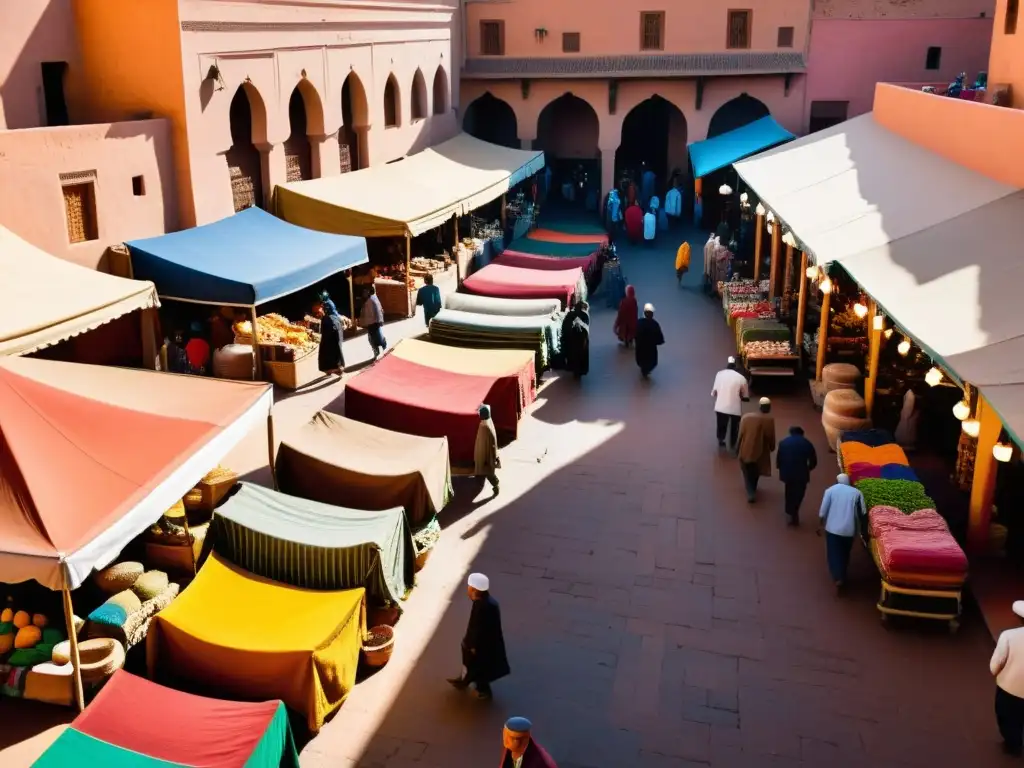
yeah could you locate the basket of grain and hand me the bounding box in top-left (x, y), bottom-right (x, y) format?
top-left (362, 624), bottom-right (395, 668)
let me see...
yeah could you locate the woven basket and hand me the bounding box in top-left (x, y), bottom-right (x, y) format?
top-left (362, 624), bottom-right (395, 667)
top-left (93, 562), bottom-right (144, 595)
top-left (52, 638), bottom-right (125, 683)
top-left (263, 345), bottom-right (320, 390)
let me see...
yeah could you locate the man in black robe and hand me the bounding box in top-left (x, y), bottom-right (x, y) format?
top-left (634, 302), bottom-right (665, 379)
top-left (500, 717), bottom-right (558, 767)
top-left (560, 300), bottom-right (590, 379)
top-left (447, 572), bottom-right (509, 700)
top-left (315, 293), bottom-right (347, 377)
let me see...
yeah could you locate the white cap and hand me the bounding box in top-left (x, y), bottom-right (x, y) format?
top-left (468, 573), bottom-right (489, 591)
top-left (759, 397), bottom-right (771, 406)
top-left (643, 303), bottom-right (655, 313)
top-left (727, 356), bottom-right (736, 364)
top-left (1013, 601), bottom-right (1024, 619)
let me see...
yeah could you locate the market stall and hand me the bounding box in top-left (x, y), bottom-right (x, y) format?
top-left (428, 308), bottom-right (560, 375)
top-left (461, 263), bottom-right (585, 309)
top-left (0, 224), bottom-right (160, 365)
top-left (276, 411), bottom-right (452, 528)
top-left (444, 293), bottom-right (561, 317)
top-left (34, 670), bottom-right (300, 768)
top-left (497, 236), bottom-right (597, 258)
top-left (211, 482), bottom-right (414, 603)
top-left (125, 207), bottom-right (368, 389)
top-left (147, 553), bottom-right (366, 733)
top-left (526, 228), bottom-right (608, 246)
top-left (0, 356), bottom-right (273, 710)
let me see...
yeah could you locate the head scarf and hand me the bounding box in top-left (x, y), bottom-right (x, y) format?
top-left (319, 291), bottom-right (339, 317)
top-left (478, 404), bottom-right (492, 420)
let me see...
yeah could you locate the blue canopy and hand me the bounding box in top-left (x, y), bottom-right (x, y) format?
top-left (688, 116), bottom-right (795, 179)
top-left (126, 207), bottom-right (369, 306)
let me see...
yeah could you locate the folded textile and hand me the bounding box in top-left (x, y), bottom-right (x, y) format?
top-left (840, 429), bottom-right (895, 447)
top-left (868, 506), bottom-right (949, 538)
top-left (840, 442), bottom-right (909, 470)
top-left (847, 462), bottom-right (882, 485)
top-left (875, 527), bottom-right (968, 575)
top-left (880, 463), bottom-right (920, 482)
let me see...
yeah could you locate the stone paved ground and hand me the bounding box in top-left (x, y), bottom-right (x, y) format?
top-left (0, 233), bottom-right (1012, 767)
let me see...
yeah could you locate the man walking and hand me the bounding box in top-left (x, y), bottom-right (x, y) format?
top-left (711, 357), bottom-right (748, 451)
top-left (415, 273), bottom-right (442, 326)
top-left (448, 573), bottom-right (510, 700)
top-left (475, 404), bottom-right (501, 495)
top-left (736, 397), bottom-right (776, 503)
top-left (991, 601), bottom-right (1024, 756)
top-left (776, 426), bottom-right (818, 526)
top-left (359, 285), bottom-right (387, 359)
top-left (816, 474), bottom-right (865, 592)
top-left (500, 717), bottom-right (558, 767)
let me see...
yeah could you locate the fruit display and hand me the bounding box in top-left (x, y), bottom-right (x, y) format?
top-left (233, 314), bottom-right (320, 352)
top-left (743, 340), bottom-right (793, 357)
top-left (723, 279), bottom-right (770, 298)
top-left (855, 478), bottom-right (936, 515)
top-left (729, 301), bottom-right (773, 319)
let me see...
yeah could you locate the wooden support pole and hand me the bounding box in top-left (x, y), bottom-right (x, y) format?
top-left (864, 300), bottom-right (881, 417)
top-left (768, 223), bottom-right (781, 299)
top-left (753, 214), bottom-right (764, 282)
top-left (781, 244), bottom-right (794, 313)
top-left (347, 268), bottom-right (355, 324)
top-left (815, 283), bottom-right (831, 381)
top-left (453, 215), bottom-right (459, 253)
top-left (500, 194), bottom-right (507, 229)
top-left (61, 575), bottom-right (85, 712)
top-left (968, 395), bottom-right (1003, 553)
top-left (250, 305), bottom-right (263, 381)
top-left (795, 251), bottom-right (808, 367)
top-left (267, 411), bottom-right (277, 490)
top-left (405, 234), bottom-right (413, 318)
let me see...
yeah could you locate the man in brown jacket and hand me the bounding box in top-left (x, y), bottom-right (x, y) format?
top-left (736, 397), bottom-right (776, 503)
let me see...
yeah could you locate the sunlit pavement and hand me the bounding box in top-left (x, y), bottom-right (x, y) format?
top-left (1, 233), bottom-right (1010, 767)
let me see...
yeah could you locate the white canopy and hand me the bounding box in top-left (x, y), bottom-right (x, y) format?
top-left (735, 114), bottom-right (1024, 438)
top-left (0, 225), bottom-right (159, 356)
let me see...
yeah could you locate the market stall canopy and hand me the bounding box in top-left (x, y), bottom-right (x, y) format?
top-left (734, 113), bottom-right (1024, 439)
top-left (0, 225), bottom-right (158, 357)
top-left (275, 133), bottom-right (545, 238)
top-left (0, 357), bottom-right (272, 590)
top-left (125, 207), bottom-right (368, 306)
top-left (688, 116), bottom-right (795, 179)
top-left (35, 670), bottom-right (300, 768)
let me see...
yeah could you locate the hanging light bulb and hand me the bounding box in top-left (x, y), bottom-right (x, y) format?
top-left (994, 442), bottom-right (1014, 462)
top-left (805, 265), bottom-right (817, 279)
top-left (853, 302), bottom-right (868, 318)
top-left (719, 184), bottom-right (733, 195)
top-left (766, 219), bottom-right (774, 234)
top-left (924, 367), bottom-right (943, 387)
top-left (819, 277), bottom-right (833, 294)
top-left (782, 231), bottom-right (797, 247)
top-left (897, 339), bottom-right (911, 356)
top-left (883, 328), bottom-right (894, 340)
top-left (755, 202), bottom-right (766, 216)
top-left (952, 399), bottom-right (971, 421)
top-left (766, 211), bottom-right (775, 222)
top-left (962, 419), bottom-right (981, 438)
top-left (739, 192), bottom-right (749, 203)
top-left (873, 315), bottom-right (885, 331)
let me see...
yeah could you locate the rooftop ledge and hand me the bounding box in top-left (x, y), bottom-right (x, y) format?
top-left (462, 52), bottom-right (807, 79)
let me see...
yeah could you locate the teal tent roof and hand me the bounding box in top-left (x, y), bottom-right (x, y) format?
top-left (688, 116), bottom-right (795, 179)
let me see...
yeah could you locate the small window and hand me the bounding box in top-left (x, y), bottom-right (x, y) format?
top-left (132, 175), bottom-right (146, 196)
top-left (41, 62), bottom-right (69, 127)
top-left (480, 20), bottom-right (505, 56)
top-left (925, 46), bottom-right (942, 70)
top-left (1006, 0), bottom-right (1018, 34)
top-left (809, 100), bottom-right (849, 133)
top-left (63, 181), bottom-right (98, 244)
top-left (383, 75), bottom-right (399, 128)
top-left (640, 12), bottom-right (665, 51)
top-left (562, 32), bottom-right (581, 53)
top-left (777, 26), bottom-right (794, 48)
top-left (728, 10), bottom-right (752, 49)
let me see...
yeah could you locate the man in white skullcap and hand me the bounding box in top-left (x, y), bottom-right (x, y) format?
top-left (816, 473), bottom-right (865, 592)
top-left (501, 716), bottom-right (558, 767)
top-left (736, 396), bottom-right (776, 502)
top-left (634, 303), bottom-right (665, 379)
top-left (711, 356), bottom-right (749, 451)
top-left (447, 572), bottom-right (509, 700)
top-left (992, 601), bottom-right (1024, 755)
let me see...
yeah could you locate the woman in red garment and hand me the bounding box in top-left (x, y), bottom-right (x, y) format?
top-left (624, 203), bottom-right (643, 244)
top-left (613, 285), bottom-right (638, 346)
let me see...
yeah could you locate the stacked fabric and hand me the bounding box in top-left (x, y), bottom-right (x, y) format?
top-left (495, 251), bottom-right (597, 278)
top-left (502, 236), bottom-right (598, 258)
top-left (871, 507), bottom-right (969, 589)
top-left (525, 228), bottom-right (608, 246)
top-left (444, 293), bottom-right (560, 317)
top-left (461, 263), bottom-right (585, 309)
top-left (428, 308), bottom-right (559, 374)
top-left (838, 441), bottom-right (909, 472)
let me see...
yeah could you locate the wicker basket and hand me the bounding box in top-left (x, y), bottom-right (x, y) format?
top-left (263, 345), bottom-right (320, 390)
top-left (362, 624), bottom-right (395, 667)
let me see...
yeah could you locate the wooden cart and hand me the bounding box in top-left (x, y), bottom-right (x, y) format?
top-left (868, 538), bottom-right (963, 633)
top-left (744, 353), bottom-right (799, 380)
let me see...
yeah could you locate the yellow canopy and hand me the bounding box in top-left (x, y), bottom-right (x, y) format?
top-left (0, 225), bottom-right (159, 356)
top-left (275, 133), bottom-right (545, 237)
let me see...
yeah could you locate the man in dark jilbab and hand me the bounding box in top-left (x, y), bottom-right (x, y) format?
top-left (560, 299), bottom-right (590, 379)
top-left (447, 572), bottom-right (510, 700)
top-left (315, 292), bottom-right (349, 377)
top-left (499, 717), bottom-right (558, 767)
top-left (634, 302), bottom-right (665, 379)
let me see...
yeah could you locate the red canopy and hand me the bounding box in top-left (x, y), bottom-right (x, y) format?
top-left (495, 251), bottom-right (597, 276)
top-left (0, 357), bottom-right (272, 589)
top-left (461, 263), bottom-right (583, 308)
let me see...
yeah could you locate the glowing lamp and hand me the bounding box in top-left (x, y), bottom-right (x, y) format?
top-left (853, 303), bottom-right (868, 318)
top-left (924, 367), bottom-right (943, 387)
top-left (994, 442), bottom-right (1014, 462)
top-left (766, 220), bottom-right (774, 234)
top-left (952, 400), bottom-right (971, 421)
top-left (872, 315), bottom-right (885, 331)
top-left (739, 192), bottom-right (749, 203)
top-left (805, 265), bottom-right (817, 279)
top-left (782, 231), bottom-right (797, 247)
top-left (819, 277), bottom-right (833, 295)
top-left (755, 203), bottom-right (766, 216)
top-left (719, 184), bottom-right (733, 195)
top-left (883, 328), bottom-right (894, 340)
top-left (897, 339), bottom-right (911, 356)
top-left (766, 211), bottom-right (775, 222)
top-left (962, 419), bottom-right (981, 438)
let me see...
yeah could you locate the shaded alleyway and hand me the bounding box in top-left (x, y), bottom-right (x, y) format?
top-left (298, 232), bottom-right (1010, 767)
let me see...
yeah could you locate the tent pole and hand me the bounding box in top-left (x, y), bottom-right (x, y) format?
top-left (795, 252), bottom-right (808, 368)
top-left (781, 243), bottom-right (794, 314)
top-left (500, 194), bottom-right (507, 230)
top-left (753, 213), bottom-right (764, 283)
top-left (347, 269), bottom-right (355, 326)
top-left (405, 234), bottom-right (412, 318)
top-left (267, 411), bottom-right (278, 490)
top-left (61, 573), bottom-right (85, 712)
top-left (815, 284), bottom-right (831, 381)
top-left (865, 300), bottom-right (881, 417)
top-left (768, 223), bottom-right (781, 300)
top-left (250, 305), bottom-right (262, 381)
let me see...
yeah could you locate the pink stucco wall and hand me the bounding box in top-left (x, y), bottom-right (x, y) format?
top-left (0, 119), bottom-right (177, 269)
top-left (805, 17), bottom-right (994, 129)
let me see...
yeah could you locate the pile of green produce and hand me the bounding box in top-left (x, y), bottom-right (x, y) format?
top-left (855, 478), bottom-right (935, 514)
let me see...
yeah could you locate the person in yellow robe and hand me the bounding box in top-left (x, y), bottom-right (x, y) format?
top-left (675, 241), bottom-right (691, 286)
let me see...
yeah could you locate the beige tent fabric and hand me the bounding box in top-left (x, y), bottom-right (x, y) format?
top-left (391, 338), bottom-right (535, 378)
top-left (0, 225), bottom-right (159, 356)
top-left (275, 133), bottom-right (545, 237)
top-left (276, 411), bottom-right (453, 526)
top-left (735, 113), bottom-right (1024, 438)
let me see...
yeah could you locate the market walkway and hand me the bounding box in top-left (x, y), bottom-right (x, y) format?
top-left (294, 231), bottom-right (1009, 767)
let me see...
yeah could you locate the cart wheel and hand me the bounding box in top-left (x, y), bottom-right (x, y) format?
top-left (948, 620), bottom-right (960, 634)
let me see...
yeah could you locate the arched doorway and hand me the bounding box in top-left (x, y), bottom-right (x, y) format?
top-left (615, 95), bottom-right (687, 198)
top-left (411, 69), bottom-right (428, 120)
top-left (285, 82), bottom-right (324, 182)
top-left (383, 74), bottom-right (400, 128)
top-left (340, 72), bottom-right (368, 172)
top-left (432, 66), bottom-right (448, 115)
top-left (225, 83), bottom-right (267, 211)
top-left (462, 92), bottom-right (518, 148)
top-left (707, 93), bottom-right (770, 139)
top-left (536, 94), bottom-right (600, 208)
